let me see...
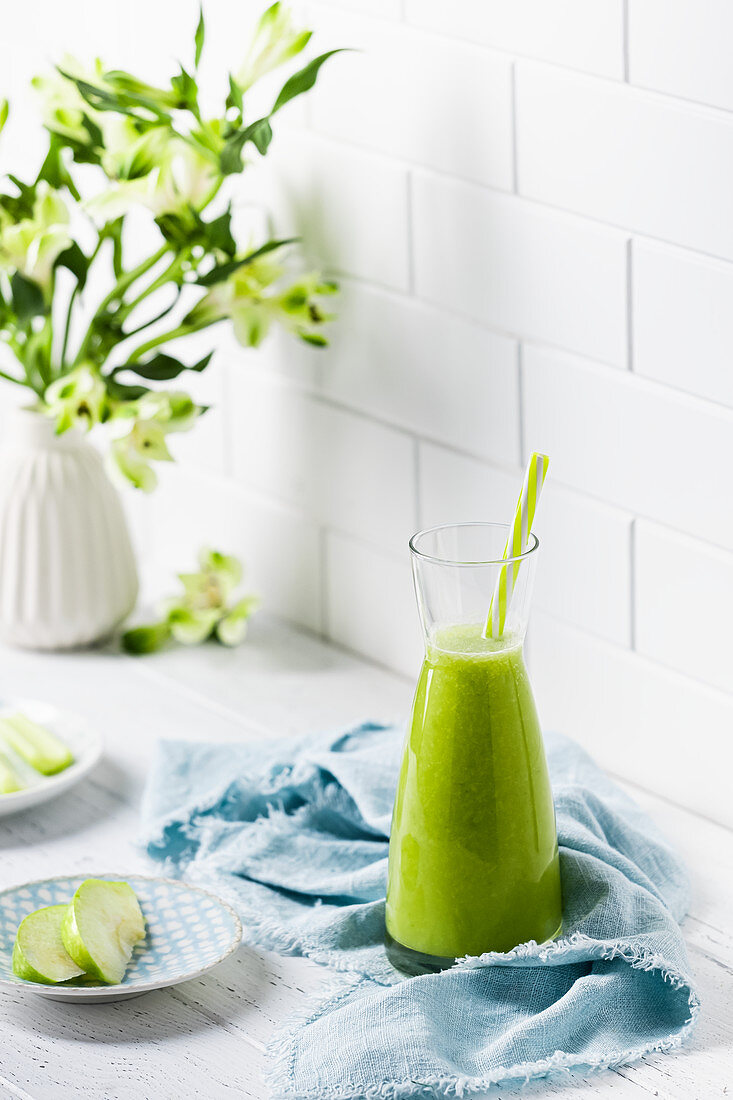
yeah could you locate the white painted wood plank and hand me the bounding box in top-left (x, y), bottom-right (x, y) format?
top-left (0, 621), bottom-right (731, 1099)
top-left (125, 615), bottom-right (414, 737)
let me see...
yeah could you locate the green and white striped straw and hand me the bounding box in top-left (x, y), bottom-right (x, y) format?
top-left (484, 451), bottom-right (549, 640)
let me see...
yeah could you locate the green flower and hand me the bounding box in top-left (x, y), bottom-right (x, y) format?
top-left (34, 58), bottom-right (178, 159)
top-left (110, 419), bottom-right (173, 492)
top-left (87, 137), bottom-right (217, 221)
top-left (107, 390), bottom-right (199, 491)
top-left (236, 2), bottom-right (312, 92)
top-left (135, 390), bottom-right (199, 433)
top-left (44, 365), bottom-right (108, 433)
top-left (190, 253), bottom-right (335, 348)
top-left (121, 548), bottom-right (258, 654)
top-left (167, 605), bottom-right (221, 645)
top-left (216, 596), bottom-right (259, 646)
top-left (275, 273), bottom-right (338, 346)
top-left (99, 118), bottom-right (170, 181)
top-left (32, 59), bottom-right (97, 145)
top-left (0, 182), bottom-right (71, 293)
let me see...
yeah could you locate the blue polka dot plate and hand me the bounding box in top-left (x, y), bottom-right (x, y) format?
top-left (0, 874), bottom-right (242, 1003)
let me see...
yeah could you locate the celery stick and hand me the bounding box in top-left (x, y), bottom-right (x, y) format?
top-left (0, 713), bottom-right (74, 776)
top-left (0, 751), bottom-right (24, 794)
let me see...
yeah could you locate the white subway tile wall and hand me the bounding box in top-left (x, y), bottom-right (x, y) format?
top-left (632, 240), bottom-right (733, 407)
top-left (1, 2), bottom-right (732, 822)
top-left (411, 173), bottom-right (629, 366)
top-left (628, 0), bottom-right (733, 111)
top-left (309, 8), bottom-right (515, 190)
top-left (405, 0), bottom-right (625, 79)
top-left (516, 62), bottom-right (733, 261)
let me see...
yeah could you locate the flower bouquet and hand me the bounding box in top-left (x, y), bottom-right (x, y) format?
top-left (0, 3), bottom-right (340, 649)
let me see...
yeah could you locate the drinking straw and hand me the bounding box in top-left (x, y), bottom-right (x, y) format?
top-left (484, 451), bottom-right (549, 640)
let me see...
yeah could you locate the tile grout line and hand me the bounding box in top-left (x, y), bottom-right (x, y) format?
top-left (404, 170), bottom-right (416, 296)
top-left (319, 525), bottom-right (330, 639)
top-left (304, 120), bottom-right (733, 271)
top-left (413, 435), bottom-right (422, 530)
top-left (622, 0), bottom-right (631, 82)
top-left (183, 423), bottom-right (733, 564)
top-left (517, 343), bottom-right (526, 462)
top-left (626, 237), bottom-right (635, 372)
top-left (536, 608), bottom-right (733, 705)
top-left (510, 60), bottom-right (520, 194)
top-left (629, 517), bottom-right (637, 650)
top-left (307, 0), bottom-right (733, 122)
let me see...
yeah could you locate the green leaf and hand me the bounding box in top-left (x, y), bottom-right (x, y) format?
top-left (300, 332), bottom-right (328, 347)
top-left (106, 217), bottom-right (124, 278)
top-left (207, 207), bottom-right (237, 256)
top-left (115, 353), bottom-right (188, 382)
top-left (171, 66), bottom-right (198, 110)
top-left (226, 75), bottom-right (243, 114)
top-left (154, 211), bottom-right (196, 248)
top-left (54, 242), bottom-right (89, 289)
top-left (81, 113), bottom-right (104, 150)
top-left (0, 99), bottom-right (8, 135)
top-left (247, 118), bottom-right (273, 155)
top-left (59, 72), bottom-right (126, 114)
top-left (114, 350), bottom-right (213, 381)
top-left (194, 5), bottom-right (205, 68)
top-left (10, 272), bottom-right (46, 322)
top-left (192, 350), bottom-right (214, 372)
top-left (2, 175), bottom-right (36, 221)
top-left (101, 70), bottom-right (179, 114)
top-left (272, 50), bottom-right (346, 114)
top-left (195, 237), bottom-right (297, 287)
top-left (35, 139), bottom-right (82, 200)
top-left (220, 117), bottom-right (272, 175)
top-left (105, 378), bottom-right (150, 402)
top-left (61, 70), bottom-right (173, 120)
top-left (121, 621), bottom-right (172, 654)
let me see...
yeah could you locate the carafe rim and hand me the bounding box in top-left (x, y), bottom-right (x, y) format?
top-left (409, 521), bottom-right (539, 568)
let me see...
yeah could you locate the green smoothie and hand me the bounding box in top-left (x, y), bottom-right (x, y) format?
top-left (385, 622), bottom-right (562, 963)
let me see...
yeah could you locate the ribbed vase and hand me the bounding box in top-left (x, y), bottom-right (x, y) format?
top-left (0, 409), bottom-right (139, 649)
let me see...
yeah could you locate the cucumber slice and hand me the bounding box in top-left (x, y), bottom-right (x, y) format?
top-left (0, 751), bottom-right (24, 794)
top-left (0, 713), bottom-right (74, 776)
top-left (12, 905), bottom-right (85, 984)
top-left (62, 880), bottom-right (146, 984)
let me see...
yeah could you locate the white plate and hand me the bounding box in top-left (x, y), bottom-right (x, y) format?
top-left (0, 874), bottom-right (243, 1003)
top-left (0, 700), bottom-right (103, 817)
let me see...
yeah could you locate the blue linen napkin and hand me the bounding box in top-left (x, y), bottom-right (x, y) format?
top-left (141, 724), bottom-right (699, 1098)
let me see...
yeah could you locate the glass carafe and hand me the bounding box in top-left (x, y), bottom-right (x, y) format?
top-left (385, 522), bottom-right (562, 975)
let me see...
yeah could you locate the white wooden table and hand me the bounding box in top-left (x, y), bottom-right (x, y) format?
top-left (0, 617), bottom-right (731, 1100)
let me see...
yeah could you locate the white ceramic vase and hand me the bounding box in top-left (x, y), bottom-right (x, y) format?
top-left (0, 409), bottom-right (139, 649)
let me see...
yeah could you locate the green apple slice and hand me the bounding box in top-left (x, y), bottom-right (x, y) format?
top-left (0, 751), bottom-right (24, 794)
top-left (12, 905), bottom-right (86, 984)
top-left (0, 713), bottom-right (74, 776)
top-left (61, 880), bottom-right (146, 984)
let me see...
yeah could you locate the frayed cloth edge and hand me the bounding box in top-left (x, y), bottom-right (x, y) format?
top-left (264, 935), bottom-right (701, 1100)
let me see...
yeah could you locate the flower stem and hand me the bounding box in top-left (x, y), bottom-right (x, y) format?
top-left (73, 243), bottom-right (171, 366)
top-left (123, 254), bottom-right (186, 316)
top-left (60, 235), bottom-right (106, 372)
top-left (0, 367), bottom-right (27, 387)
top-left (60, 285), bottom-right (80, 371)
top-left (125, 318), bottom-right (218, 363)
